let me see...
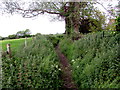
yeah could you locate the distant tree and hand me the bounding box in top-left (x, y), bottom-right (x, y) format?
top-left (8, 34), bottom-right (16, 39)
top-left (16, 31), bottom-right (25, 38)
top-left (16, 29), bottom-right (31, 38)
top-left (24, 29), bottom-right (31, 37)
top-left (35, 33), bottom-right (41, 36)
top-left (1, 37), bottom-right (8, 40)
top-left (0, 36), bottom-right (2, 40)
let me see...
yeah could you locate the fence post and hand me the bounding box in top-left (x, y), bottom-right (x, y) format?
top-left (6, 44), bottom-right (12, 58)
top-left (0, 41), bottom-right (2, 89)
top-left (25, 37), bottom-right (27, 47)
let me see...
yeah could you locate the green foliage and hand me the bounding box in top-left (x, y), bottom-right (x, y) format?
top-left (24, 29), bottom-right (31, 36)
top-left (79, 10), bottom-right (106, 33)
top-left (45, 34), bottom-right (64, 47)
top-left (116, 16), bottom-right (120, 31)
top-left (8, 34), bottom-right (16, 39)
top-left (2, 35), bottom-right (62, 89)
top-left (16, 29), bottom-right (31, 38)
top-left (59, 31), bottom-right (120, 88)
top-left (59, 37), bottom-right (73, 60)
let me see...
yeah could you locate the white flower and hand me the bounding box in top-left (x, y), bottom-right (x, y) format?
top-left (72, 59), bottom-right (75, 62)
top-left (77, 66), bottom-right (79, 68)
top-left (56, 65), bottom-right (58, 68)
top-left (58, 68), bottom-right (61, 71)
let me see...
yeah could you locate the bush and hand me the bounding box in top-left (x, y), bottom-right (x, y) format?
top-left (2, 35), bottom-right (62, 89)
top-left (45, 34), bottom-right (64, 47)
top-left (59, 31), bottom-right (120, 88)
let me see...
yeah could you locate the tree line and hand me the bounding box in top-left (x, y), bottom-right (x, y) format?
top-left (0, 29), bottom-right (32, 40)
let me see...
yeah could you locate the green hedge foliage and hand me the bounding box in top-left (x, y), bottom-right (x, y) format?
top-left (59, 31), bottom-right (120, 88)
top-left (45, 34), bottom-right (64, 47)
top-left (2, 35), bottom-right (62, 89)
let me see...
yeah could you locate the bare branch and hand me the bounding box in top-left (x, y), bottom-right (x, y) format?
top-left (16, 8), bottom-right (61, 18)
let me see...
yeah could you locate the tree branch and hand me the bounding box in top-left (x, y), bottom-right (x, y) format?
top-left (16, 8), bottom-right (61, 18)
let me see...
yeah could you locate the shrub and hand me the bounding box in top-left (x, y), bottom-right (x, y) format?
top-left (45, 34), bottom-right (64, 47)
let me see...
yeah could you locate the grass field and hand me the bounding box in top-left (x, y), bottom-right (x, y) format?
top-left (0, 38), bottom-right (32, 53)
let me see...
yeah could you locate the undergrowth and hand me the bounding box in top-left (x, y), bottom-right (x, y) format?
top-left (59, 31), bottom-right (120, 88)
top-left (2, 35), bottom-right (62, 89)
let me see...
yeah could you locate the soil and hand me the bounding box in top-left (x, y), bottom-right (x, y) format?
top-left (55, 45), bottom-right (78, 89)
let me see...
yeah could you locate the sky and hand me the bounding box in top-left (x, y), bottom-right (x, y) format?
top-left (0, 14), bottom-right (65, 37)
top-left (0, 0), bottom-right (119, 37)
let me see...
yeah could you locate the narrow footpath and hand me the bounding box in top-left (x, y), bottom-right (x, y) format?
top-left (55, 45), bottom-right (78, 89)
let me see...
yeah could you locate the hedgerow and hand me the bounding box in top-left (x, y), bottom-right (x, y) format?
top-left (59, 31), bottom-right (120, 88)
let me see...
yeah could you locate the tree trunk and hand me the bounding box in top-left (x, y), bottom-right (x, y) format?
top-left (64, 2), bottom-right (80, 35)
top-left (65, 17), bottom-right (73, 35)
top-left (72, 2), bottom-right (80, 33)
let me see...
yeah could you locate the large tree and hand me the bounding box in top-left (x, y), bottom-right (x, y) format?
top-left (2, 0), bottom-right (106, 35)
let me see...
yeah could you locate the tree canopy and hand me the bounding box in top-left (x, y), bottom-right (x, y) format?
top-left (1, 0), bottom-right (108, 35)
top-left (16, 29), bottom-right (31, 38)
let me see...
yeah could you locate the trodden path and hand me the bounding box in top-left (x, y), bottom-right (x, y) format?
top-left (55, 45), bottom-right (78, 89)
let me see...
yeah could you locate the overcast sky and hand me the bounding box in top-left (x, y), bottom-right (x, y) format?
top-left (0, 0), bottom-right (118, 37)
top-left (0, 14), bottom-right (65, 37)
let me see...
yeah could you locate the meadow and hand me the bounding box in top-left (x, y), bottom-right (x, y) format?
top-left (1, 38), bottom-right (32, 54)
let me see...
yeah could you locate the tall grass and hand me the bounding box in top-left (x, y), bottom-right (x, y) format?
top-left (2, 35), bottom-right (62, 89)
top-left (59, 31), bottom-right (120, 88)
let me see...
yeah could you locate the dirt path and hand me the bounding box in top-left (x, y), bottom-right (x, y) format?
top-left (55, 45), bottom-right (78, 89)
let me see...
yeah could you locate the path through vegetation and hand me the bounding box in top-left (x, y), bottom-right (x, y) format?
top-left (55, 45), bottom-right (78, 89)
